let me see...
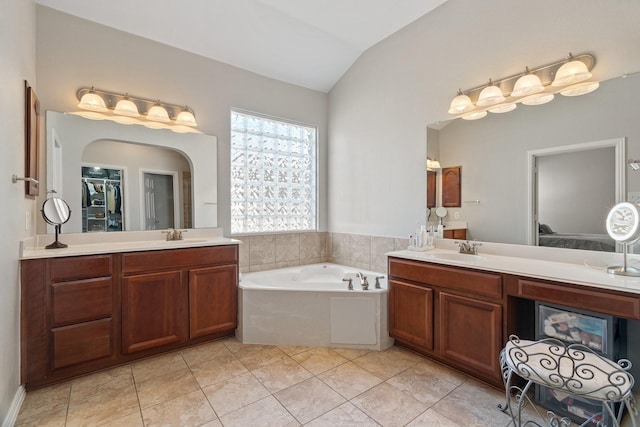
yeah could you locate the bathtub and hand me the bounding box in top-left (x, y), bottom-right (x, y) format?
top-left (237, 263), bottom-right (394, 350)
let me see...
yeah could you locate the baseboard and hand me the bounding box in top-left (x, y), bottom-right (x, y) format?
top-left (1, 385), bottom-right (25, 427)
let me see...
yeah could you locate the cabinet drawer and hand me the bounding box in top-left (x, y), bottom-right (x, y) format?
top-left (52, 278), bottom-right (113, 326)
top-left (122, 245), bottom-right (238, 274)
top-left (443, 229), bottom-right (466, 240)
top-left (52, 318), bottom-right (113, 369)
top-left (50, 255), bottom-right (112, 282)
top-left (389, 258), bottom-right (502, 299)
top-left (517, 278), bottom-right (640, 320)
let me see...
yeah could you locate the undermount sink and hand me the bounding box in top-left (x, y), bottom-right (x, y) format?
top-left (426, 252), bottom-right (487, 262)
top-left (155, 238), bottom-right (209, 245)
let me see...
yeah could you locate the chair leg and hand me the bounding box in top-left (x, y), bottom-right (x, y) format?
top-left (624, 394), bottom-right (638, 427)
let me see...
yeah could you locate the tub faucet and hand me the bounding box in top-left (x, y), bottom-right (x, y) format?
top-left (356, 272), bottom-right (369, 290)
top-left (342, 278), bottom-right (353, 290)
top-left (374, 276), bottom-right (385, 289)
top-left (455, 240), bottom-right (481, 255)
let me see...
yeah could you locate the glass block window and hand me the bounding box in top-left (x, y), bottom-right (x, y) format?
top-left (231, 110), bottom-right (317, 234)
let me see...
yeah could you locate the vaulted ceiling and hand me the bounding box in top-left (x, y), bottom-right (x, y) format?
top-left (35, 0), bottom-right (448, 92)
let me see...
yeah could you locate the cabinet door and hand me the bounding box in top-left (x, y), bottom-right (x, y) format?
top-left (439, 292), bottom-right (502, 381)
top-left (189, 264), bottom-right (238, 338)
top-left (389, 279), bottom-right (434, 350)
top-left (122, 270), bottom-right (188, 354)
top-left (442, 166), bottom-right (461, 207)
top-left (427, 170), bottom-right (437, 209)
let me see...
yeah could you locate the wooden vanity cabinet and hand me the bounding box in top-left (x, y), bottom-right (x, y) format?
top-left (388, 257), bottom-right (504, 386)
top-left (121, 245), bottom-right (238, 355)
top-left (21, 254), bottom-right (118, 389)
top-left (21, 244), bottom-right (238, 390)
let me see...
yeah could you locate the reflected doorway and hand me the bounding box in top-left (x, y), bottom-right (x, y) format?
top-left (527, 138), bottom-right (625, 251)
top-left (142, 171), bottom-right (179, 230)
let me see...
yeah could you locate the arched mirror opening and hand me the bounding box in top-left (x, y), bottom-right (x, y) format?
top-left (81, 140), bottom-right (192, 232)
top-left (46, 111), bottom-right (218, 234)
top-left (426, 73), bottom-right (640, 253)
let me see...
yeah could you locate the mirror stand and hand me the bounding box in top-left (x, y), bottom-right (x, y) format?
top-left (606, 244), bottom-right (640, 277)
top-left (46, 224), bottom-right (68, 249)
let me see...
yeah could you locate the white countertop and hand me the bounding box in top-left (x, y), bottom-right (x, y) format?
top-left (20, 228), bottom-right (242, 259)
top-left (387, 239), bottom-right (640, 296)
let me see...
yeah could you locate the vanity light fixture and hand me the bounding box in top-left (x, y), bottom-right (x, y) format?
top-left (511, 67), bottom-right (544, 97)
top-left (628, 160), bottom-right (640, 171)
top-left (488, 103), bottom-right (516, 114)
top-left (427, 158), bottom-right (441, 170)
top-left (559, 81), bottom-right (600, 97)
top-left (146, 102), bottom-right (171, 123)
top-left (113, 94), bottom-right (140, 117)
top-left (448, 89), bottom-right (474, 114)
top-left (75, 87), bottom-right (200, 134)
top-left (175, 108), bottom-right (198, 127)
top-left (461, 110), bottom-right (487, 120)
top-left (551, 54), bottom-right (592, 87)
top-left (476, 79), bottom-right (505, 107)
top-left (77, 87), bottom-right (108, 112)
top-left (520, 92), bottom-right (555, 106)
top-left (447, 53), bottom-right (598, 120)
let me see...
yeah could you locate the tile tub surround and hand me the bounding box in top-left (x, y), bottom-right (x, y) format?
top-left (237, 231), bottom-right (409, 273)
top-left (15, 338), bottom-right (516, 426)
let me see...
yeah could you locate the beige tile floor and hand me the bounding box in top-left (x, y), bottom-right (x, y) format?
top-left (15, 338), bottom-right (519, 427)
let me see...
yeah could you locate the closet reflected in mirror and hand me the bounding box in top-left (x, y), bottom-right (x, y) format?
top-left (81, 166), bottom-right (123, 232)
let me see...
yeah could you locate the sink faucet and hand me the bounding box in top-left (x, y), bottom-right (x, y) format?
top-left (455, 240), bottom-right (482, 255)
top-left (162, 228), bottom-right (187, 241)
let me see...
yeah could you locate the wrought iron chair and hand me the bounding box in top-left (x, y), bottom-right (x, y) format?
top-left (499, 335), bottom-right (637, 427)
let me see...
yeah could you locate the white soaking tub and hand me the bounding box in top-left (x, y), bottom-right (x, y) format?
top-left (237, 263), bottom-right (394, 350)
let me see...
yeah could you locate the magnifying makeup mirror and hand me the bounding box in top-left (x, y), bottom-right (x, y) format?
top-left (606, 202), bottom-right (640, 276)
top-left (435, 207), bottom-right (448, 225)
top-left (41, 197), bottom-right (71, 249)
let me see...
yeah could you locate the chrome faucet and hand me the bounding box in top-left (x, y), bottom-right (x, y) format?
top-left (162, 228), bottom-right (187, 241)
top-left (356, 272), bottom-right (369, 290)
top-left (455, 240), bottom-right (482, 255)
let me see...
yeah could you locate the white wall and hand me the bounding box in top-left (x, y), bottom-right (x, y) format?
top-left (0, 1), bottom-right (36, 425)
top-left (327, 0), bottom-right (640, 238)
top-left (538, 148), bottom-right (614, 234)
top-left (35, 6), bottom-right (329, 236)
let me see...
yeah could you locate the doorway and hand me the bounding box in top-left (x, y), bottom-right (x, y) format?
top-left (142, 171), bottom-right (180, 230)
top-left (526, 138), bottom-right (625, 250)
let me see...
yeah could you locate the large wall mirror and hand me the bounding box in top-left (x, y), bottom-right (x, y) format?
top-left (427, 73), bottom-right (640, 252)
top-left (46, 111), bottom-right (218, 233)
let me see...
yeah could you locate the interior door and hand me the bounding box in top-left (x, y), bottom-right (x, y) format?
top-left (143, 172), bottom-right (175, 230)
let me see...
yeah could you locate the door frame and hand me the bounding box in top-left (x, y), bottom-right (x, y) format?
top-left (526, 138), bottom-right (625, 247)
top-left (139, 168), bottom-right (180, 230)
